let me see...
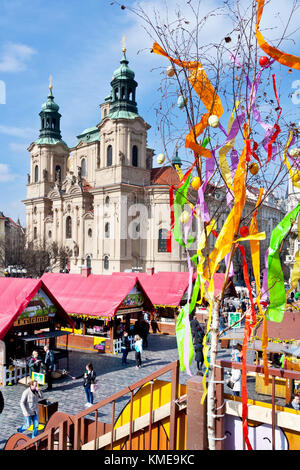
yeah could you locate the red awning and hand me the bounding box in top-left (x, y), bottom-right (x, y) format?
top-left (41, 273), bottom-right (154, 318)
top-left (0, 278), bottom-right (74, 341)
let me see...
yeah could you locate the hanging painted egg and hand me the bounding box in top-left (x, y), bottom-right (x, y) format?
top-left (240, 226), bottom-right (249, 238)
top-left (177, 95), bottom-right (187, 109)
top-left (208, 115), bottom-right (219, 128)
top-left (191, 176), bottom-right (201, 190)
top-left (166, 65), bottom-right (175, 77)
top-left (249, 162), bottom-right (259, 175)
top-left (180, 210), bottom-right (190, 224)
top-left (289, 148), bottom-right (300, 158)
top-left (259, 56), bottom-right (269, 67)
top-left (156, 153), bottom-right (165, 164)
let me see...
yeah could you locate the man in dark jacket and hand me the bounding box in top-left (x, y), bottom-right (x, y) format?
top-left (43, 345), bottom-right (55, 391)
top-left (121, 332), bottom-right (131, 366)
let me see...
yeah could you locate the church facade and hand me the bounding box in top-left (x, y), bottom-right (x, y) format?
top-left (24, 50), bottom-right (188, 274)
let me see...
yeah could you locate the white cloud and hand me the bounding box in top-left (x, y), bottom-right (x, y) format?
top-left (0, 42), bottom-right (36, 73)
top-left (8, 142), bottom-right (28, 152)
top-left (0, 163), bottom-right (15, 182)
top-left (0, 125), bottom-right (34, 139)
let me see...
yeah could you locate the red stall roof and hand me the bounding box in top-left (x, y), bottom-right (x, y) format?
top-left (113, 272), bottom-right (193, 307)
top-left (41, 273), bottom-right (154, 318)
top-left (255, 310), bottom-right (300, 343)
top-left (114, 272), bottom-right (237, 306)
top-left (0, 278), bottom-right (74, 341)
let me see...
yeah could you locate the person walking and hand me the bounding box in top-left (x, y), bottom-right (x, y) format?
top-left (17, 379), bottom-right (43, 438)
top-left (134, 335), bottom-right (143, 369)
top-left (43, 345), bottom-right (55, 391)
top-left (121, 331), bottom-right (130, 366)
top-left (83, 363), bottom-right (96, 407)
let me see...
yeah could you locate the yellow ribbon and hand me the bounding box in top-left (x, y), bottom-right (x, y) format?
top-left (219, 101), bottom-right (240, 190)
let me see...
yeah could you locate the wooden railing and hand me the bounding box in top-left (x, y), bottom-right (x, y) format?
top-left (15, 360), bottom-right (180, 451)
top-left (214, 360), bottom-right (300, 450)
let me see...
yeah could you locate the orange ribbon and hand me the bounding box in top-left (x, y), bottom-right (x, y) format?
top-left (152, 42), bottom-right (223, 158)
top-left (256, 0), bottom-right (300, 70)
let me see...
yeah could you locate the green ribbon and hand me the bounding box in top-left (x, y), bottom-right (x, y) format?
top-left (173, 171), bottom-right (195, 247)
top-left (267, 203), bottom-right (300, 322)
top-left (176, 274), bottom-right (201, 371)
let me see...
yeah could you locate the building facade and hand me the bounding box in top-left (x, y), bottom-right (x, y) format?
top-left (0, 212), bottom-right (24, 274)
top-left (24, 50), bottom-right (188, 274)
top-left (24, 49), bottom-right (286, 279)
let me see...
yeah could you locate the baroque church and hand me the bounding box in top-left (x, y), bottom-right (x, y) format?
top-left (24, 48), bottom-right (188, 274)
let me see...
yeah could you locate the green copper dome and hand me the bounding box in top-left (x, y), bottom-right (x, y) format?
top-left (36, 82), bottom-right (66, 145)
top-left (112, 52), bottom-right (135, 80)
top-left (172, 149), bottom-right (182, 168)
top-left (41, 90), bottom-right (60, 112)
top-left (109, 50), bottom-right (139, 118)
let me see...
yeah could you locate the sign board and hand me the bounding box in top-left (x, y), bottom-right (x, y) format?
top-left (228, 312), bottom-right (241, 329)
top-left (14, 288), bottom-right (57, 327)
top-left (32, 372), bottom-right (45, 385)
top-left (119, 285), bottom-right (144, 309)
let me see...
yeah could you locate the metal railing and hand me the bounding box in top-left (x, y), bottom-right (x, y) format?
top-left (15, 360), bottom-right (180, 451)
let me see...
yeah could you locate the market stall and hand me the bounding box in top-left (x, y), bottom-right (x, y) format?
top-left (41, 273), bottom-right (154, 354)
top-left (113, 271), bottom-right (194, 335)
top-left (0, 278), bottom-right (74, 386)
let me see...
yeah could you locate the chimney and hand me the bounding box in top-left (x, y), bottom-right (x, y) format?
top-left (81, 266), bottom-right (92, 277)
top-left (146, 267), bottom-right (154, 276)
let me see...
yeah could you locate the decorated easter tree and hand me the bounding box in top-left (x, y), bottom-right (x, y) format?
top-left (113, 0), bottom-right (300, 450)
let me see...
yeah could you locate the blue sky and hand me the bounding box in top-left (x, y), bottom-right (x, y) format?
top-left (0, 0), bottom-right (299, 225)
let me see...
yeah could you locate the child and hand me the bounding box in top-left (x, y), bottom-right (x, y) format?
top-left (134, 335), bottom-right (143, 369)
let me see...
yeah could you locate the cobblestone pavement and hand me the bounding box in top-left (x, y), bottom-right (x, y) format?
top-left (0, 332), bottom-right (281, 449)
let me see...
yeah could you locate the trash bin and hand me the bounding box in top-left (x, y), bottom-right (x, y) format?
top-left (38, 400), bottom-right (58, 425)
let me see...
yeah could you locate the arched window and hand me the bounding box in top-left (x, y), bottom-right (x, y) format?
top-left (107, 145), bottom-right (113, 167)
top-left (105, 222), bottom-right (110, 238)
top-left (158, 228), bottom-right (168, 252)
top-left (88, 228), bottom-right (92, 238)
top-left (132, 145), bottom-right (138, 167)
top-left (55, 165), bottom-right (61, 183)
top-left (66, 216), bottom-right (72, 239)
top-left (34, 165), bottom-right (39, 183)
top-left (86, 256), bottom-right (91, 268)
top-left (105, 196), bottom-right (110, 207)
top-left (33, 227), bottom-right (37, 240)
top-left (81, 158), bottom-right (87, 177)
top-left (104, 256), bottom-right (109, 270)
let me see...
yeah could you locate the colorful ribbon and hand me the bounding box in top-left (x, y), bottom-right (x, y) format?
top-left (256, 0), bottom-right (300, 70)
top-left (152, 42), bottom-right (223, 158)
top-left (267, 203), bottom-right (300, 322)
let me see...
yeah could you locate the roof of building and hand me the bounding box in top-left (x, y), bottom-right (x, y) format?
top-left (107, 110), bottom-right (140, 120)
top-left (113, 271), bottom-right (236, 306)
top-left (41, 272), bottom-right (154, 317)
top-left (113, 271), bottom-right (192, 307)
top-left (254, 310), bottom-right (300, 343)
top-left (0, 278), bottom-right (73, 340)
top-left (77, 126), bottom-right (100, 144)
top-left (151, 166), bottom-right (180, 187)
top-left (34, 136), bottom-right (68, 147)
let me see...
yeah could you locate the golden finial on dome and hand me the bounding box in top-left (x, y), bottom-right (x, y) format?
top-left (49, 75), bottom-right (53, 93)
top-left (122, 35), bottom-right (126, 54)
